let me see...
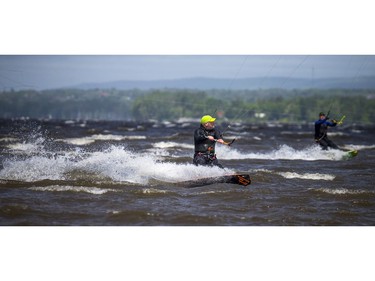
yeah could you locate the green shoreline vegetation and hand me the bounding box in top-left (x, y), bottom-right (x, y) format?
top-left (1, 88), bottom-right (374, 124)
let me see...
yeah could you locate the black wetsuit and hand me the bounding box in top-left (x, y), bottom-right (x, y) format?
top-left (314, 118), bottom-right (338, 150)
top-left (193, 125), bottom-right (223, 168)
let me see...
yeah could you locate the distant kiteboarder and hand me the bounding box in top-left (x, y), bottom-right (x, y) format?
top-left (314, 112), bottom-right (339, 150)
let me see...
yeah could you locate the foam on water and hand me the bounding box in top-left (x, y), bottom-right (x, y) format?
top-left (216, 144), bottom-right (351, 161)
top-left (58, 134), bottom-right (147, 145)
top-left (341, 144), bottom-right (375, 151)
top-left (153, 141), bottom-right (193, 149)
top-left (6, 137), bottom-right (45, 153)
top-left (149, 141), bottom-right (193, 157)
top-left (0, 137), bottom-right (18, 142)
top-left (141, 188), bottom-right (169, 194)
top-left (250, 169), bottom-right (335, 181)
top-left (30, 185), bottom-right (117, 194)
top-left (278, 172), bottom-right (335, 181)
top-left (314, 188), bottom-right (374, 195)
top-left (7, 142), bottom-right (43, 152)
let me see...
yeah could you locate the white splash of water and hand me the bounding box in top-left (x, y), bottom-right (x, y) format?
top-left (0, 145), bottom-right (234, 184)
top-left (1, 155), bottom-right (71, 181)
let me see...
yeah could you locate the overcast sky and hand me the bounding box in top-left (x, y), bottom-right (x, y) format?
top-left (1, 55), bottom-right (374, 90)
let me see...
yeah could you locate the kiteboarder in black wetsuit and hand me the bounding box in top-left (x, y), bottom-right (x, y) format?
top-left (314, 112), bottom-right (339, 150)
top-left (193, 115), bottom-right (224, 168)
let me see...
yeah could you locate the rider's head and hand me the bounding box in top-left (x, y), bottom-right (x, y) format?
top-left (201, 115), bottom-right (216, 129)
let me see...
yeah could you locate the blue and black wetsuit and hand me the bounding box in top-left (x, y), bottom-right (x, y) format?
top-left (193, 125), bottom-right (223, 168)
top-left (314, 118), bottom-right (339, 150)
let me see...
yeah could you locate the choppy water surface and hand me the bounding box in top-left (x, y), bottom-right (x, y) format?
top-left (0, 118), bottom-right (374, 225)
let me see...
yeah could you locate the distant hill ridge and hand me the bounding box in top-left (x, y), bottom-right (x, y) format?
top-left (70, 76), bottom-right (375, 90)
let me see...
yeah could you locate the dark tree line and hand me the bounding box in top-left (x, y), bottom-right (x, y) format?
top-left (1, 88), bottom-right (374, 124)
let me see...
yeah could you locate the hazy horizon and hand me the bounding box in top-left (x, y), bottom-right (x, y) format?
top-left (1, 55), bottom-right (374, 91)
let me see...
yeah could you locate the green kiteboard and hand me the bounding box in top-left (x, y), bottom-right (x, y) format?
top-left (342, 150), bottom-right (358, 160)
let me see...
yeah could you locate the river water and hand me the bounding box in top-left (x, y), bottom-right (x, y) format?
top-left (0, 118), bottom-right (374, 226)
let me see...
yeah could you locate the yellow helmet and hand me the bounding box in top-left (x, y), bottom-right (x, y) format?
top-left (201, 115), bottom-right (216, 124)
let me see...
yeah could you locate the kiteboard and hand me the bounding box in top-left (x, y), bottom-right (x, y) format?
top-left (342, 150), bottom-right (358, 160)
top-left (175, 174), bottom-right (251, 188)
